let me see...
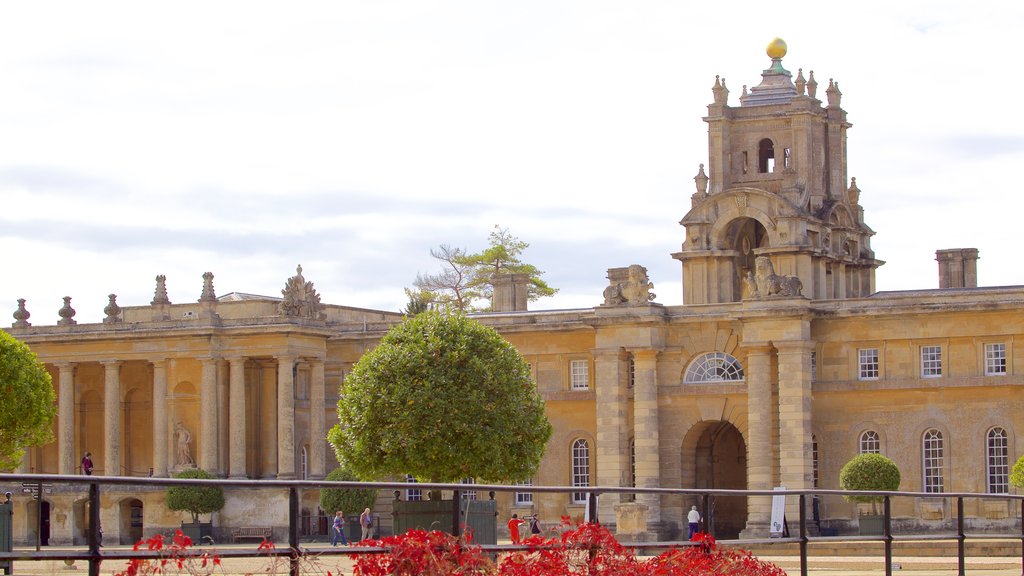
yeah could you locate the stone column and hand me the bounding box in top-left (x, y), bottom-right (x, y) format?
top-left (217, 359), bottom-right (229, 476)
top-left (309, 358), bottom-right (326, 479)
top-left (228, 357), bottom-right (247, 478)
top-left (632, 349), bottom-right (661, 527)
top-left (741, 344), bottom-right (774, 537)
top-left (199, 358), bottom-right (219, 471)
top-left (101, 360), bottom-right (122, 476)
top-left (261, 362), bottom-right (278, 478)
top-left (276, 355), bottom-right (296, 479)
top-left (594, 349), bottom-right (627, 523)
top-left (152, 360), bottom-right (169, 477)
top-left (56, 362), bottom-right (76, 475)
top-left (776, 341), bottom-right (815, 528)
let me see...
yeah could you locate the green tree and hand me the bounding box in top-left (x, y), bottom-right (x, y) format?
top-left (319, 465), bottom-right (379, 516)
top-left (328, 310), bottom-right (552, 483)
top-left (412, 227), bottom-right (557, 312)
top-left (165, 468), bottom-right (225, 524)
top-left (1011, 454), bottom-right (1024, 490)
top-left (402, 288), bottom-right (433, 317)
top-left (463, 225), bottom-right (557, 309)
top-left (839, 453), bottom-right (901, 511)
top-left (0, 330), bottom-right (56, 471)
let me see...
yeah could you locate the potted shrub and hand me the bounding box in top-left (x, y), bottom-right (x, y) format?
top-left (320, 465), bottom-right (379, 541)
top-left (839, 453), bottom-right (900, 535)
top-left (165, 468), bottom-right (225, 543)
top-left (328, 311), bottom-right (553, 541)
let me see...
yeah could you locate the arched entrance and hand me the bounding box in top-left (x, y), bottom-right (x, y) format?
top-left (685, 420), bottom-right (747, 539)
top-left (119, 499), bottom-right (143, 544)
top-left (724, 217), bottom-right (769, 301)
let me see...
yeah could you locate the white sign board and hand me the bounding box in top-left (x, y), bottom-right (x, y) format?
top-left (769, 487), bottom-right (786, 537)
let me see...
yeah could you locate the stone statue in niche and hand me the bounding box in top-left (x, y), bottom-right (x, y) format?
top-left (746, 256), bottom-right (803, 298)
top-left (279, 265), bottom-right (326, 320)
top-left (603, 264), bottom-right (657, 305)
top-left (175, 422), bottom-right (195, 467)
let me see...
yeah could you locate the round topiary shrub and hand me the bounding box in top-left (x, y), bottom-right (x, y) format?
top-left (320, 465), bottom-right (379, 516)
top-left (839, 453), bottom-right (901, 506)
top-left (165, 468), bottom-right (225, 524)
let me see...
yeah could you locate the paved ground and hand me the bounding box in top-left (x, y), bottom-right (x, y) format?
top-left (7, 543), bottom-right (1022, 575)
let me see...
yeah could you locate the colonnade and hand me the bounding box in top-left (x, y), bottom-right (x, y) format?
top-left (45, 354), bottom-right (329, 480)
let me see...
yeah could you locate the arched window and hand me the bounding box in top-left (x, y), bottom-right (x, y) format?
top-left (758, 138), bottom-right (775, 173)
top-left (300, 446), bottom-right (308, 480)
top-left (859, 430), bottom-right (880, 454)
top-left (571, 439), bottom-right (590, 504)
top-left (684, 352), bottom-right (744, 383)
top-left (987, 427), bottom-right (1009, 494)
top-left (922, 429), bottom-right (944, 493)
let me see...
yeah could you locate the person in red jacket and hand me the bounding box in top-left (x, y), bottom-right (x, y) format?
top-left (507, 513), bottom-right (526, 544)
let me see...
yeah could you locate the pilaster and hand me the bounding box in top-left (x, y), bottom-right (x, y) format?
top-left (199, 358), bottom-right (219, 472)
top-left (740, 344), bottom-right (773, 537)
top-left (632, 349), bottom-right (661, 527)
top-left (594, 349), bottom-right (627, 523)
top-left (776, 340), bottom-right (815, 528)
top-left (217, 359), bottom-right (229, 476)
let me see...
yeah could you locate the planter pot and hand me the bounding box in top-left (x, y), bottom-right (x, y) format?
top-left (858, 514), bottom-right (884, 535)
top-left (180, 522), bottom-right (213, 544)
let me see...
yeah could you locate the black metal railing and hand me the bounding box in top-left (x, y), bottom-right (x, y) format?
top-left (1, 473), bottom-right (1022, 576)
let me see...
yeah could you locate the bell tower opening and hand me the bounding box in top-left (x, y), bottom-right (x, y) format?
top-left (757, 138), bottom-right (775, 173)
top-left (726, 217), bottom-right (769, 301)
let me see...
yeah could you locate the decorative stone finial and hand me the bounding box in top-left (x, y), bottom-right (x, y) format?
top-left (826, 78), bottom-right (842, 108)
top-left (847, 177), bottom-right (861, 205)
top-left (279, 264), bottom-right (326, 320)
top-left (807, 71), bottom-right (818, 99)
top-left (712, 75), bottom-right (729, 105)
top-left (693, 164), bottom-right (709, 197)
top-left (152, 275), bottom-right (171, 305)
top-left (57, 296), bottom-right (77, 326)
top-left (199, 272), bottom-right (217, 303)
top-left (103, 294), bottom-right (123, 324)
top-left (795, 68), bottom-right (806, 95)
top-left (12, 299), bottom-right (31, 328)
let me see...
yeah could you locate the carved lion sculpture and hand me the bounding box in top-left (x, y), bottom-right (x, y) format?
top-left (752, 256), bottom-right (803, 298)
top-left (603, 264), bottom-right (657, 305)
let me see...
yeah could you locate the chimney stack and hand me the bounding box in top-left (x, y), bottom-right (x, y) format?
top-left (491, 273), bottom-right (530, 312)
top-left (936, 248), bottom-right (979, 289)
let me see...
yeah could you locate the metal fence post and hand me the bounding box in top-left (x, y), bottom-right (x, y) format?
top-left (288, 487), bottom-right (299, 576)
top-left (957, 497), bottom-right (965, 576)
top-left (799, 494), bottom-right (808, 576)
top-left (883, 495), bottom-right (892, 576)
top-left (588, 492), bottom-right (599, 525)
top-left (88, 482), bottom-right (100, 576)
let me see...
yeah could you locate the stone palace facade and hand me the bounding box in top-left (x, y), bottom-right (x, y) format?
top-left (4, 41), bottom-right (1023, 545)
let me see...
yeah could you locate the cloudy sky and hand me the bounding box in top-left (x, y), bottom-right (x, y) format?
top-left (2, 1), bottom-right (1021, 324)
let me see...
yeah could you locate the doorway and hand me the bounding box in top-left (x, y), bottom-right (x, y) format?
top-left (691, 421), bottom-right (747, 539)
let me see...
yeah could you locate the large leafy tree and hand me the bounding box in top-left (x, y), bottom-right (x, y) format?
top-left (413, 227), bottom-right (557, 312)
top-left (328, 311), bottom-right (552, 483)
top-left (0, 330), bottom-right (56, 470)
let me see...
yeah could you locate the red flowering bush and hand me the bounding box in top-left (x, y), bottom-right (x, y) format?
top-left (352, 528), bottom-right (494, 576)
top-left (114, 530), bottom-right (221, 576)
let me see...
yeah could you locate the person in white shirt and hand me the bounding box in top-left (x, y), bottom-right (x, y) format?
top-left (687, 505), bottom-right (701, 539)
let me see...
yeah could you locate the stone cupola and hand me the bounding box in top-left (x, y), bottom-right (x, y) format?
top-left (673, 39), bottom-right (883, 304)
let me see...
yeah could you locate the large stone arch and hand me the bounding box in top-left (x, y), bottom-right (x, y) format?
top-left (123, 387), bottom-right (153, 477)
top-left (680, 414), bottom-right (749, 540)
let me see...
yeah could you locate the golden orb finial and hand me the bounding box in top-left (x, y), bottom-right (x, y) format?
top-left (766, 37), bottom-right (787, 59)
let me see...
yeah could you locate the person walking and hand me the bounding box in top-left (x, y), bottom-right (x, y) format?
top-left (359, 508), bottom-right (373, 541)
top-left (507, 513), bottom-right (526, 544)
top-left (331, 511), bottom-right (348, 546)
top-left (688, 505), bottom-right (701, 539)
top-left (81, 452), bottom-right (93, 475)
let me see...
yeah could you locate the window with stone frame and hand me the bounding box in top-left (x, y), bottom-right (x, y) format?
top-left (810, 350), bottom-right (817, 383)
top-left (859, 430), bottom-right (881, 454)
top-left (514, 480), bottom-right (533, 505)
top-left (405, 474), bottom-right (422, 501)
top-left (683, 352), bottom-right (744, 383)
top-left (987, 427), bottom-right (1009, 494)
top-left (571, 439), bottom-right (590, 504)
top-left (922, 429), bottom-right (944, 493)
top-left (985, 343), bottom-right (1007, 376)
top-left (300, 446), bottom-right (308, 480)
top-left (460, 477), bottom-right (476, 500)
top-left (921, 345), bottom-right (943, 378)
top-left (627, 354), bottom-right (635, 388)
top-left (812, 434), bottom-right (819, 488)
top-left (570, 359), bottom-right (589, 390)
top-left (628, 437), bottom-right (636, 502)
top-left (857, 348), bottom-right (879, 380)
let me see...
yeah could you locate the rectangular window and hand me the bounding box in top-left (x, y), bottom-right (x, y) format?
top-left (570, 360), bottom-right (589, 390)
top-left (627, 356), bottom-right (635, 388)
top-left (985, 343), bottom-right (1007, 376)
top-left (514, 480), bottom-right (533, 505)
top-left (921, 345), bottom-right (942, 378)
top-left (405, 474), bottom-right (422, 501)
top-left (460, 477), bottom-right (476, 501)
top-left (858, 348), bottom-right (879, 380)
top-left (810, 351), bottom-right (817, 383)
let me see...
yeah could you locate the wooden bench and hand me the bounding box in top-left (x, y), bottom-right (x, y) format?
top-left (231, 527), bottom-right (272, 543)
